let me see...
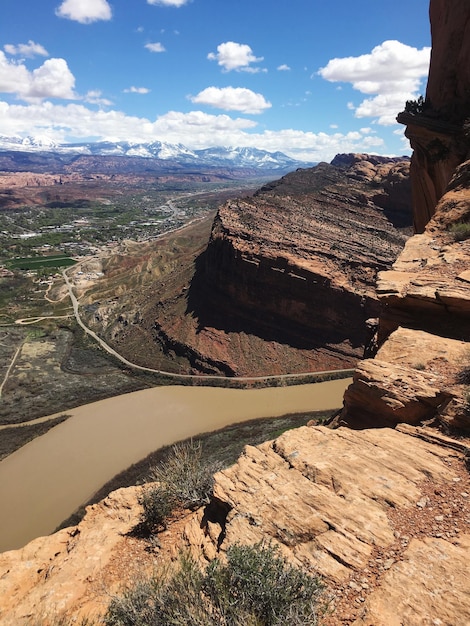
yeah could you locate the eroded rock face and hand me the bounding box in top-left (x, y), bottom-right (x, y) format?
top-left (397, 0), bottom-right (470, 232)
top-left (186, 425), bottom-right (470, 624)
top-left (0, 487), bottom-right (145, 625)
top-left (338, 327), bottom-right (469, 430)
top-left (340, 158), bottom-right (470, 430)
top-left (183, 154), bottom-right (411, 371)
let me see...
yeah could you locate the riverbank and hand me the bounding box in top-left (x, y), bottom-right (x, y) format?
top-left (0, 378), bottom-right (350, 553)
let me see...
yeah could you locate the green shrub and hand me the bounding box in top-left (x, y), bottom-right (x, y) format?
top-left (138, 440), bottom-right (220, 533)
top-left (204, 542), bottom-right (324, 625)
top-left (138, 484), bottom-right (175, 533)
top-left (449, 222), bottom-right (470, 242)
top-left (149, 440), bottom-right (219, 510)
top-left (404, 95), bottom-right (425, 115)
top-left (105, 543), bottom-right (324, 626)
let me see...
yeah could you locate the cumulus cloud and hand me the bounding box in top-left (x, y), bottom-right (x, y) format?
top-left (145, 42), bottom-right (166, 53)
top-left (0, 98), bottom-right (389, 162)
top-left (277, 64), bottom-right (291, 71)
top-left (318, 40), bottom-right (430, 124)
top-left (208, 42), bottom-right (264, 72)
top-left (55, 0), bottom-right (112, 23)
top-left (0, 52), bottom-right (76, 100)
top-left (190, 86), bottom-right (271, 114)
top-left (124, 86), bottom-right (151, 94)
top-left (4, 41), bottom-right (48, 58)
top-left (147, 0), bottom-right (190, 5)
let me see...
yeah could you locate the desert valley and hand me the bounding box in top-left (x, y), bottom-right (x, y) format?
top-left (0, 0), bottom-right (469, 624)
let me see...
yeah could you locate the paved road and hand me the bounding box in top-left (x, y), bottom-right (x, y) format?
top-left (62, 268), bottom-right (354, 383)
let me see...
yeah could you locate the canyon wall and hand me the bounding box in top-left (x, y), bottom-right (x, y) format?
top-left (340, 0), bottom-right (470, 431)
top-left (185, 154), bottom-right (411, 371)
top-left (91, 153), bottom-right (412, 376)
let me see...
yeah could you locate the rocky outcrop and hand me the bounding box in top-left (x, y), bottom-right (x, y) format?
top-left (397, 0), bottom-right (470, 232)
top-left (178, 154), bottom-right (411, 372)
top-left (338, 157), bottom-right (470, 431)
top-left (1, 425), bottom-right (468, 625)
top-left (338, 327), bottom-right (468, 429)
top-left (0, 487), bottom-right (146, 624)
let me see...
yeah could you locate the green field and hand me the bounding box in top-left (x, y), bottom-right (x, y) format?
top-left (7, 255), bottom-right (77, 270)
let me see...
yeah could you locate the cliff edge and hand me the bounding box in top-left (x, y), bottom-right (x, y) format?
top-left (0, 2), bottom-right (469, 625)
top-left (397, 0), bottom-right (470, 232)
top-left (0, 425), bottom-right (468, 625)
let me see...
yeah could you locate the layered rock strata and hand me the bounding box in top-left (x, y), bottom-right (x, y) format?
top-left (182, 154), bottom-right (411, 371)
top-left (85, 154), bottom-right (411, 376)
top-left (0, 425), bottom-right (468, 625)
top-left (339, 159), bottom-right (470, 431)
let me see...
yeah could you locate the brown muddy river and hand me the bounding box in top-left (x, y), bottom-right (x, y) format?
top-left (0, 379), bottom-right (350, 552)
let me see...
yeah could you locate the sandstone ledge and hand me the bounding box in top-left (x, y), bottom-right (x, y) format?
top-left (0, 426), bottom-right (468, 625)
top-left (184, 425), bottom-right (470, 624)
top-left (338, 327), bottom-right (470, 430)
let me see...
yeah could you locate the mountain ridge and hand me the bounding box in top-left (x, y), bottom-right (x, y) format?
top-left (0, 135), bottom-right (314, 174)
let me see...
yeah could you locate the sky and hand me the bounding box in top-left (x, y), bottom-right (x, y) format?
top-left (0, 0), bottom-right (432, 162)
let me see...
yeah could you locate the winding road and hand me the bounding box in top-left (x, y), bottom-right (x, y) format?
top-left (61, 268), bottom-right (354, 383)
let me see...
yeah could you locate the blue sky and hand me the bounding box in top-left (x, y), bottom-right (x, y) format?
top-left (0, 0), bottom-right (431, 162)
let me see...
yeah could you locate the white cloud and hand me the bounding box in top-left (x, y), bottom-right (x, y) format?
top-left (0, 52), bottom-right (76, 100)
top-left (56, 0), bottom-right (112, 23)
top-left (147, 0), bottom-right (190, 5)
top-left (145, 42), bottom-right (166, 53)
top-left (190, 86), bottom-right (271, 114)
top-left (4, 41), bottom-right (49, 58)
top-left (277, 64), bottom-right (291, 71)
top-left (85, 90), bottom-right (113, 106)
top-left (29, 59), bottom-right (76, 99)
top-left (318, 40), bottom-right (430, 124)
top-left (0, 98), bottom-right (389, 162)
top-left (208, 41), bottom-right (263, 72)
top-left (124, 86), bottom-right (151, 94)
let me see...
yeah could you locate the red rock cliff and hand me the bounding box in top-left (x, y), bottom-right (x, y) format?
top-left (189, 154), bottom-right (411, 371)
top-left (340, 2), bottom-right (470, 431)
top-left (397, 0), bottom-right (470, 232)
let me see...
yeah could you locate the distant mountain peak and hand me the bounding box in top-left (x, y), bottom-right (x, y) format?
top-left (0, 135), bottom-right (313, 172)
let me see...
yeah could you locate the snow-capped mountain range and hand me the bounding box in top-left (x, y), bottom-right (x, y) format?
top-left (0, 135), bottom-right (312, 172)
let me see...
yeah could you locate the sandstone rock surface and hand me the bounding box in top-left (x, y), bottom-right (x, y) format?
top-left (0, 487), bottom-right (146, 624)
top-left (353, 535), bottom-right (470, 626)
top-left (0, 426), bottom-right (468, 626)
top-left (338, 327), bottom-right (469, 429)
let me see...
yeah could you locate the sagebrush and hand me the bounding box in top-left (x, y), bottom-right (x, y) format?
top-left (138, 439), bottom-right (220, 533)
top-left (105, 542), bottom-right (324, 626)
